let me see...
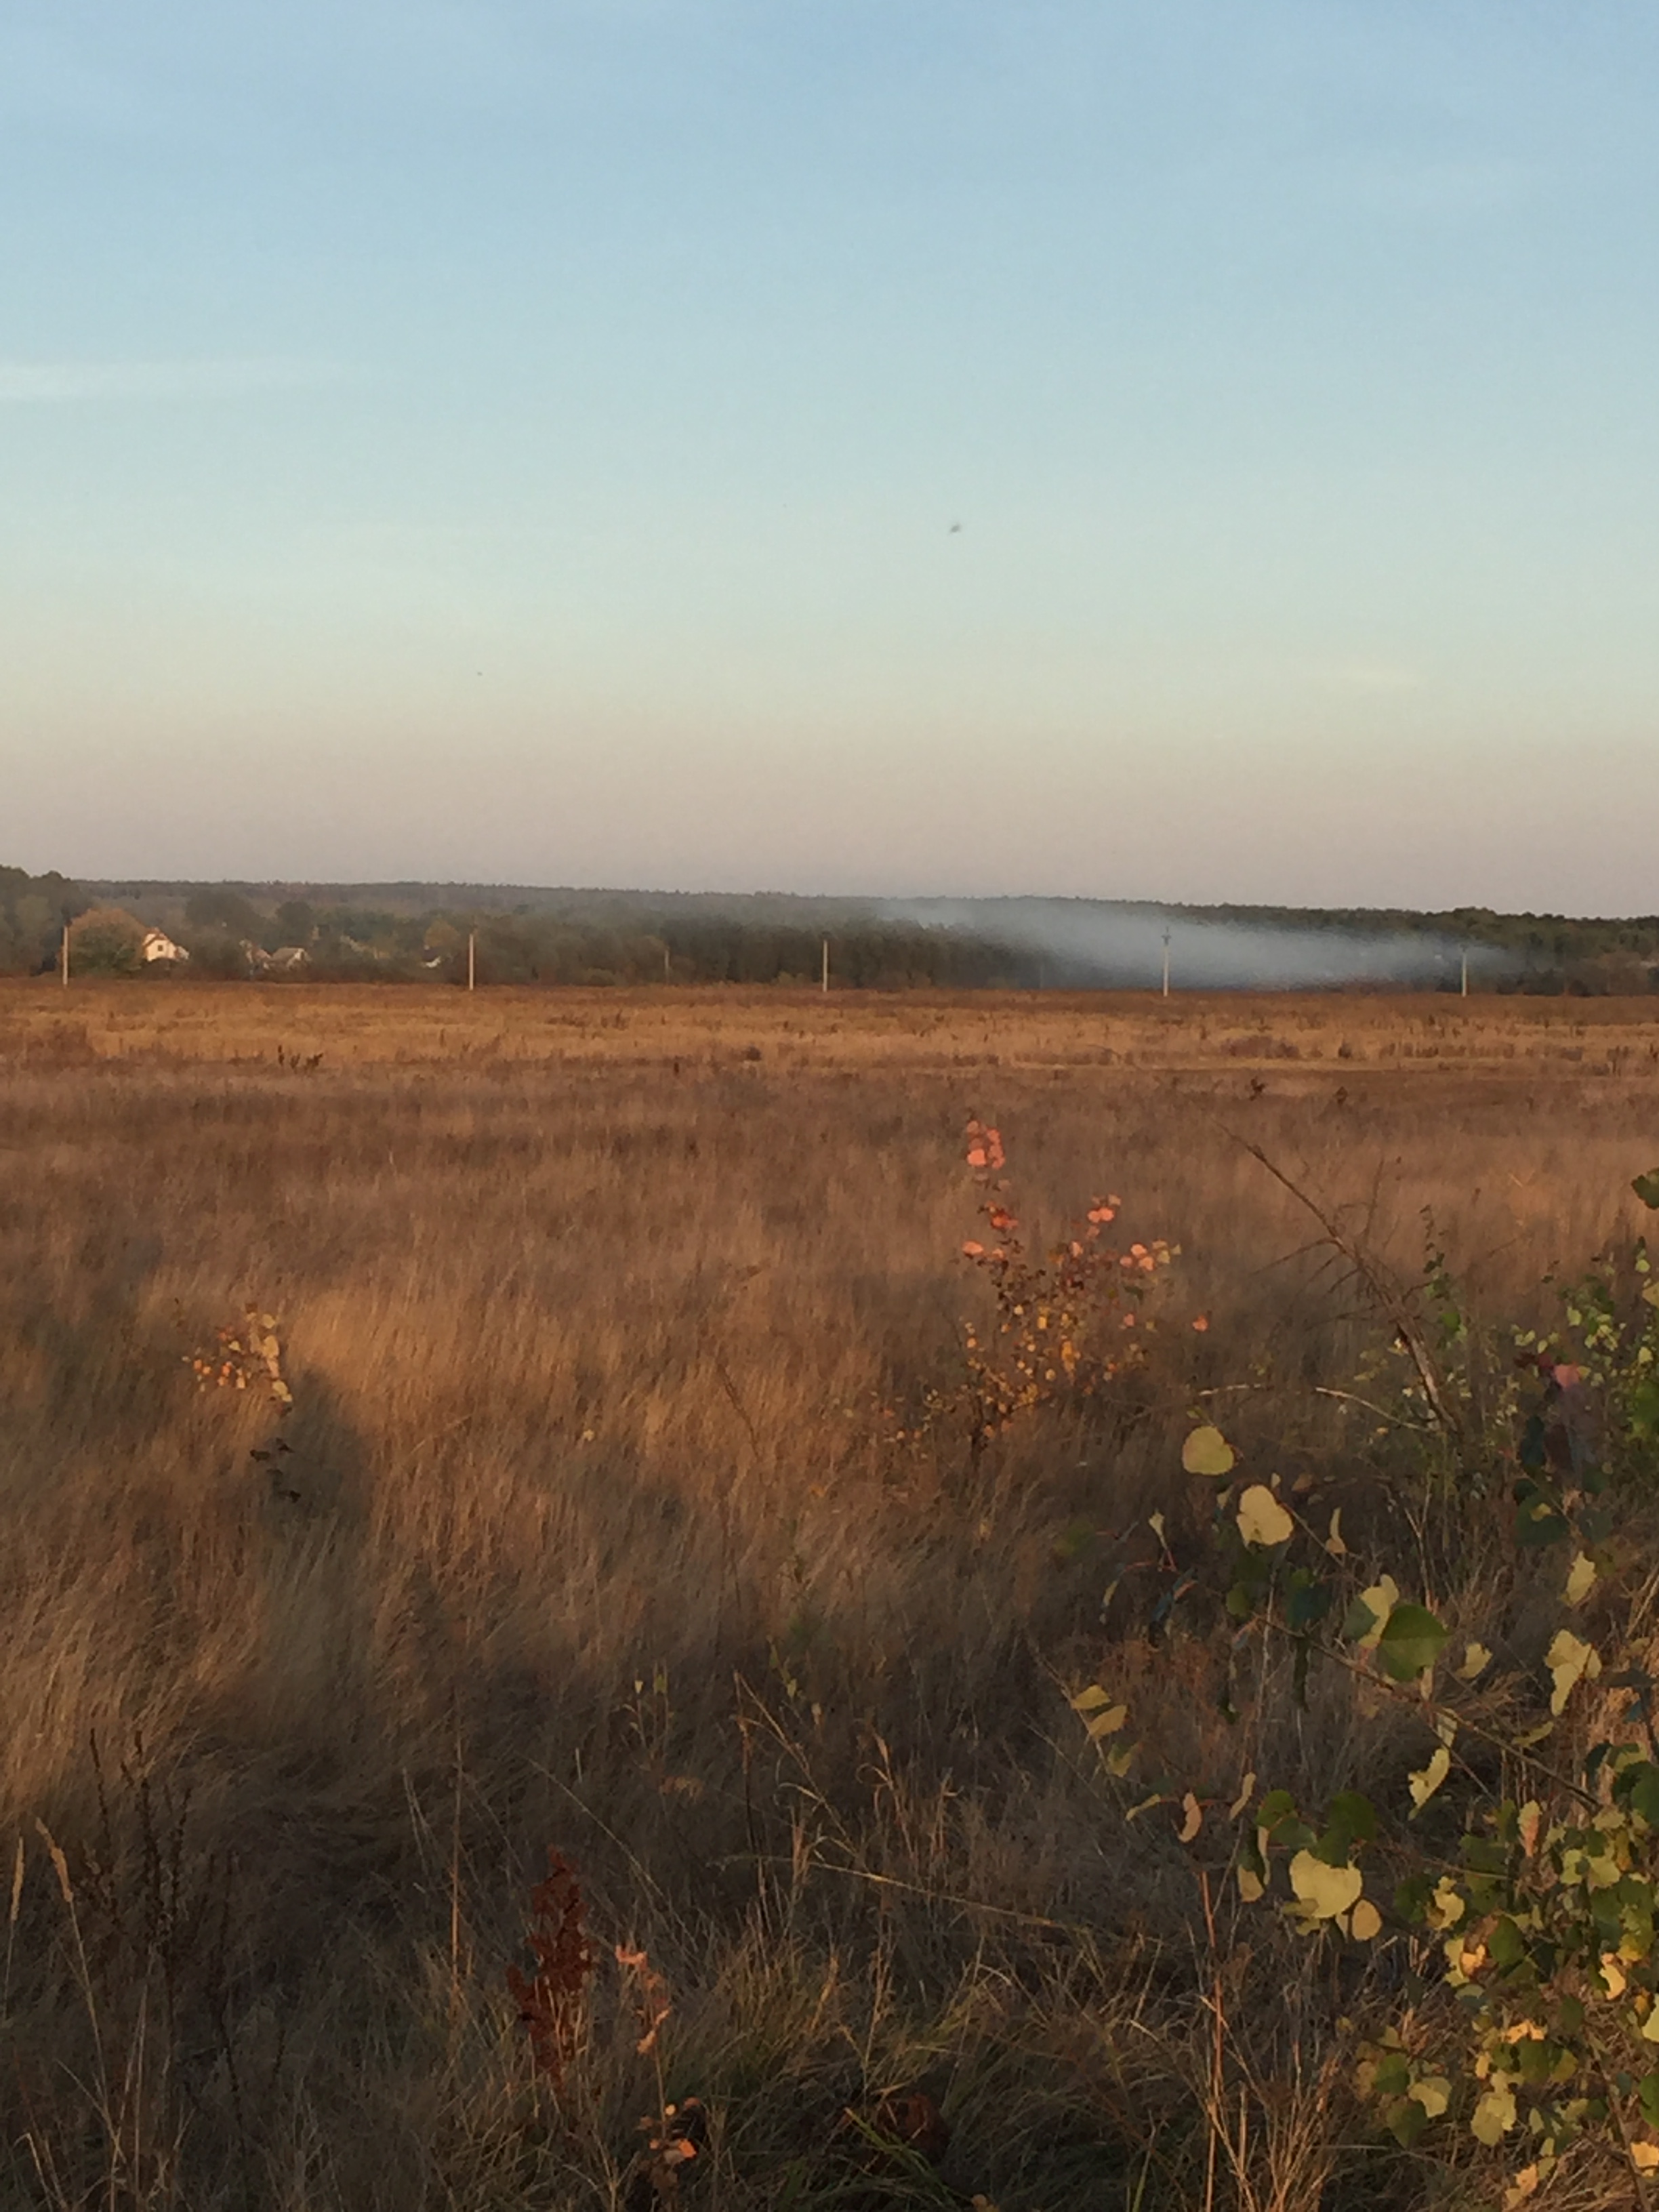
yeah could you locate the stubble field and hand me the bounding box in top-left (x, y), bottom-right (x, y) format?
top-left (2, 982), bottom-right (1657, 2212)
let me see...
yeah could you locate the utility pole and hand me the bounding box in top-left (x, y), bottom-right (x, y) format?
top-left (663, 943), bottom-right (671, 984)
top-left (60, 920), bottom-right (70, 988)
top-left (467, 930), bottom-right (476, 994)
top-left (1162, 927), bottom-right (1171, 999)
top-left (821, 937), bottom-right (830, 995)
top-left (1460, 949), bottom-right (1469, 999)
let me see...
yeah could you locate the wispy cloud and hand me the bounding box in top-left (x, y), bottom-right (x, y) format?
top-left (0, 359), bottom-right (355, 403)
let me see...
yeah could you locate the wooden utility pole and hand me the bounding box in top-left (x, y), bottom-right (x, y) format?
top-left (1162, 928), bottom-right (1171, 999)
top-left (821, 937), bottom-right (830, 995)
top-left (1460, 949), bottom-right (1469, 998)
top-left (663, 943), bottom-right (671, 983)
top-left (467, 930), bottom-right (476, 993)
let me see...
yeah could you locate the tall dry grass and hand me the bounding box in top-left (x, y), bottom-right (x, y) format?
top-left (1, 981), bottom-right (1656, 2210)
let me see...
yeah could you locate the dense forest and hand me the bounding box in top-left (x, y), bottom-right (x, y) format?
top-left (2, 867), bottom-right (1656, 991)
top-left (0, 865), bottom-right (84, 975)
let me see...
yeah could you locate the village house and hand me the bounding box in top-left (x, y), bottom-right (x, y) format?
top-left (140, 927), bottom-right (190, 964)
top-left (243, 943), bottom-right (310, 975)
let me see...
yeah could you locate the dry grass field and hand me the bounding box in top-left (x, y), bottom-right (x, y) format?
top-left (2, 981), bottom-right (1657, 2212)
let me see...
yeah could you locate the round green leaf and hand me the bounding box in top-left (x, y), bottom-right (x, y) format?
top-left (1375, 1603), bottom-right (1450, 1683)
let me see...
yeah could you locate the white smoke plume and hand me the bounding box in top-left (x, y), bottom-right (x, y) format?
top-left (874, 898), bottom-right (1496, 991)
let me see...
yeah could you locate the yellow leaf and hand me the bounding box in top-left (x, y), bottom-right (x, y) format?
top-left (1324, 1509), bottom-right (1347, 1558)
top-left (1349, 1898), bottom-right (1382, 1942)
top-left (1503, 2163), bottom-right (1541, 2205)
top-left (1546, 1629), bottom-right (1601, 1715)
top-left (1182, 1424), bottom-right (1235, 1477)
top-left (1086, 1704), bottom-right (1130, 1741)
top-left (1354, 1576), bottom-right (1401, 1650)
top-left (1288, 1851), bottom-right (1362, 1921)
top-left (1471, 2085), bottom-right (1516, 2145)
top-left (1237, 1485), bottom-right (1294, 1548)
top-left (1562, 1845), bottom-right (1620, 1891)
top-left (1598, 1953), bottom-right (1628, 1999)
top-left (1177, 1791), bottom-right (1203, 1843)
top-left (1565, 1551), bottom-right (1597, 1605)
top-left (1148, 1511), bottom-right (1166, 1543)
top-left (1410, 2075), bottom-right (1451, 2118)
top-left (1446, 1933), bottom-right (1487, 1984)
top-left (1228, 1771), bottom-right (1256, 1820)
top-left (1408, 1746), bottom-right (1452, 1811)
top-left (1633, 2142), bottom-right (1659, 2172)
top-left (1070, 1685), bottom-right (1112, 1713)
top-left (1640, 2007), bottom-right (1659, 2044)
top-left (1457, 1641), bottom-right (1492, 1681)
top-left (1425, 1876), bottom-right (1466, 1929)
top-left (1236, 1865), bottom-right (1264, 1902)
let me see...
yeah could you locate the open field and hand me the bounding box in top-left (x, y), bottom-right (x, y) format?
top-left (9, 977), bottom-right (1659, 1072)
top-left (2, 983), bottom-right (1657, 2211)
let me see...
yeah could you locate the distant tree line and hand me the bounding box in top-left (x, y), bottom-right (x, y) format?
top-left (1186, 904), bottom-right (1659, 995)
top-left (6, 867), bottom-right (1658, 992)
top-left (459, 912), bottom-right (1036, 989)
top-left (0, 874), bottom-right (1037, 987)
top-left (0, 865), bottom-right (85, 974)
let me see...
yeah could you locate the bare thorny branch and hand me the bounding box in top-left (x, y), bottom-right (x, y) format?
top-left (1231, 1136), bottom-right (1465, 1444)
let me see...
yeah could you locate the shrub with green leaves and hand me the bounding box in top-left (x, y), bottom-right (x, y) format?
top-left (1072, 1167), bottom-right (1659, 2201)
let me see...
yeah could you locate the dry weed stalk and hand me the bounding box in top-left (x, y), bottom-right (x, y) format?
top-left (1193, 1870), bottom-right (1342, 2212)
top-left (615, 1944), bottom-right (706, 2205)
top-left (506, 1849), bottom-right (597, 2100)
top-left (1233, 1136), bottom-right (1463, 1441)
top-left (615, 1942), bottom-right (674, 2059)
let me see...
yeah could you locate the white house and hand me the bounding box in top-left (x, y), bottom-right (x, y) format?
top-left (245, 944), bottom-right (310, 974)
top-left (141, 928), bottom-right (190, 964)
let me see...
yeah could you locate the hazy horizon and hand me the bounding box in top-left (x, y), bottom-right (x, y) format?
top-left (68, 872), bottom-right (1659, 933)
top-left (62, 873), bottom-right (1653, 926)
top-left (6, 3), bottom-right (1659, 912)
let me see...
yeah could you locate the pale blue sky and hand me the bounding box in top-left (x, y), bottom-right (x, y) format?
top-left (3, 1), bottom-right (1657, 909)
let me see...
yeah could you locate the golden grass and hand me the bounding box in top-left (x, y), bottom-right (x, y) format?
top-left (1, 981), bottom-right (1656, 2209)
top-left (8, 976), bottom-right (1659, 1071)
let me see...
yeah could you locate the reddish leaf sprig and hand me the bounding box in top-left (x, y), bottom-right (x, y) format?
top-left (508, 1848), bottom-right (597, 2095)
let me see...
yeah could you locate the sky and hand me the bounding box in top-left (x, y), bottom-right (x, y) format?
top-left (3, 0), bottom-right (1658, 912)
